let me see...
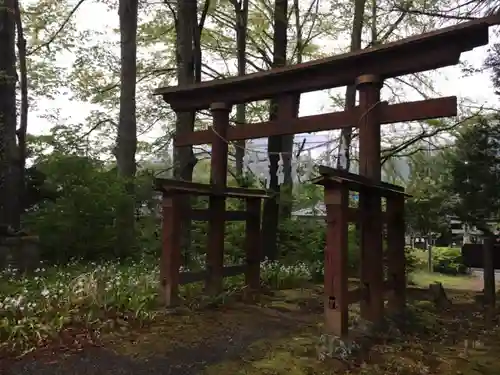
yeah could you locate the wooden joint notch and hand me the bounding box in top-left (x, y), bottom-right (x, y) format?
top-left (324, 186), bottom-right (347, 206)
top-left (356, 74), bottom-right (383, 87)
top-left (328, 296), bottom-right (337, 309)
top-left (162, 195), bottom-right (174, 207)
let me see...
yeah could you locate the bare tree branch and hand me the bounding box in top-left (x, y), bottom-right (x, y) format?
top-left (27, 0), bottom-right (87, 56)
top-left (381, 114), bottom-right (479, 164)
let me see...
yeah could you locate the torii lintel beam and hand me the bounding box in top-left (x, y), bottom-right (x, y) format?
top-left (174, 96), bottom-right (457, 147)
top-left (154, 16), bottom-right (499, 111)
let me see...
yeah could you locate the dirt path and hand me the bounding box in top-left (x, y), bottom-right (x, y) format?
top-left (4, 320), bottom-right (292, 375)
top-left (2, 291), bottom-right (322, 375)
top-left (3, 286), bottom-right (500, 375)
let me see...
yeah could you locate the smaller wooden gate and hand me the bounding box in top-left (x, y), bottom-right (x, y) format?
top-left (313, 166), bottom-right (408, 337)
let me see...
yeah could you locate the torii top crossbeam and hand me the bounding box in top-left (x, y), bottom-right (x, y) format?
top-left (155, 15), bottom-right (500, 112)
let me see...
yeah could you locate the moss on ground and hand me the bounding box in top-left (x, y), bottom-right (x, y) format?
top-left (104, 283), bottom-right (500, 375)
top-left (410, 270), bottom-right (481, 290)
top-left (202, 300), bottom-right (500, 375)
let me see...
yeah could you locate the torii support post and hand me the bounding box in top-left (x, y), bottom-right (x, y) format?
top-left (356, 74), bottom-right (384, 324)
top-left (387, 193), bottom-right (406, 313)
top-left (206, 102), bottom-right (231, 295)
top-left (324, 183), bottom-right (349, 337)
top-left (160, 193), bottom-right (181, 306)
top-left (245, 197), bottom-right (262, 294)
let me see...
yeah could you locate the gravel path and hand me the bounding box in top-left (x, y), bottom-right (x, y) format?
top-left (469, 268), bottom-right (500, 280)
top-left (2, 306), bottom-right (309, 375)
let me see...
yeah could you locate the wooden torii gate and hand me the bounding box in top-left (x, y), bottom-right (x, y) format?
top-left (154, 16), bottom-right (499, 337)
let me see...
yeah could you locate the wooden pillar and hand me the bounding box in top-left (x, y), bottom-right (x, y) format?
top-left (160, 193), bottom-right (181, 306)
top-left (357, 74), bottom-right (382, 180)
top-left (483, 235), bottom-right (496, 307)
top-left (356, 74), bottom-right (384, 323)
top-left (245, 197), bottom-right (262, 294)
top-left (206, 102), bottom-right (231, 295)
top-left (324, 184), bottom-right (349, 338)
top-left (387, 194), bottom-right (406, 313)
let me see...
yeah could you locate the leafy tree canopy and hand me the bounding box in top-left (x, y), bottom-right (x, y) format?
top-left (446, 115), bottom-right (500, 233)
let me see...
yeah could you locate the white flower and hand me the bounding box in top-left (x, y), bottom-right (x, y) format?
top-left (13, 295), bottom-right (24, 307)
top-left (41, 289), bottom-right (50, 297)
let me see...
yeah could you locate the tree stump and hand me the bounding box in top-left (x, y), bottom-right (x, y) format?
top-left (429, 282), bottom-right (452, 308)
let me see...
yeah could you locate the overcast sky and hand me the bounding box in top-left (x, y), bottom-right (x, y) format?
top-left (29, 1), bottom-right (500, 163)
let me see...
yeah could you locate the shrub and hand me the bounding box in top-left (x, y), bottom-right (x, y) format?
top-left (276, 219), bottom-right (360, 279)
top-left (407, 248), bottom-right (429, 271)
top-left (23, 156), bottom-right (128, 262)
top-left (432, 247), bottom-right (467, 275)
top-left (22, 155), bottom-right (161, 263)
top-left (404, 246), bottom-right (420, 274)
top-left (407, 247), bottom-right (467, 275)
top-left (276, 218), bottom-right (326, 264)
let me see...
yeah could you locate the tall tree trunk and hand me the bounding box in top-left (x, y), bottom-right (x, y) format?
top-left (262, 0), bottom-right (291, 260)
top-left (116, 0), bottom-right (139, 257)
top-left (232, 0), bottom-right (249, 180)
top-left (0, 0), bottom-right (18, 230)
top-left (279, 0), bottom-right (304, 219)
top-left (336, 0), bottom-right (366, 171)
top-left (173, 0), bottom-right (198, 181)
top-left (173, 0), bottom-right (199, 266)
top-left (14, 0), bottom-right (28, 229)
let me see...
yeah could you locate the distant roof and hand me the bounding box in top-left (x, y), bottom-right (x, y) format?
top-left (292, 203), bottom-right (326, 217)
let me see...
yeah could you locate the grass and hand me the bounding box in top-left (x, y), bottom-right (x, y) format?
top-left (410, 270), bottom-right (480, 290)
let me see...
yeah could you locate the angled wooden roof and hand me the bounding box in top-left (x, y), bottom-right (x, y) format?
top-left (155, 15), bottom-right (500, 111)
top-left (312, 166), bottom-right (411, 197)
top-left (154, 178), bottom-right (270, 199)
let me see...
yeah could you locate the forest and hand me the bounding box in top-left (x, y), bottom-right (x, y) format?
top-left (2, 0), bottom-right (500, 373)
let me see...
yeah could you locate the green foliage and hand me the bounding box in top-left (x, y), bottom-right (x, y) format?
top-left (260, 261), bottom-right (311, 289)
top-left (276, 219), bottom-right (326, 263)
top-left (409, 247), bottom-right (467, 275)
top-left (0, 257), bottom-right (312, 355)
top-left (275, 219), bottom-right (361, 281)
top-left (404, 246), bottom-right (420, 274)
top-left (22, 154), bottom-right (150, 262)
top-left (432, 247), bottom-right (468, 275)
top-left (0, 258), bottom-right (159, 355)
top-left (405, 149), bottom-right (451, 237)
top-left (485, 42), bottom-right (500, 94)
top-left (23, 166), bottom-right (58, 211)
top-left (447, 116), bottom-right (500, 231)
